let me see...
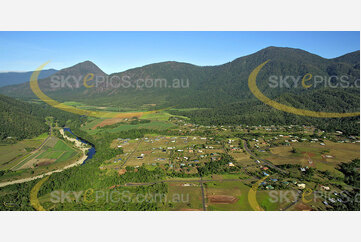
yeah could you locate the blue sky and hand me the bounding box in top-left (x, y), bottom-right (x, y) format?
top-left (0, 31), bottom-right (359, 74)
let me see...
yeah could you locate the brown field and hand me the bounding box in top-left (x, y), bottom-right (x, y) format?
top-left (208, 195), bottom-right (238, 204)
top-left (91, 109), bottom-right (173, 129)
top-left (205, 181), bottom-right (252, 211)
top-left (36, 160), bottom-right (55, 167)
top-left (117, 169), bottom-right (127, 175)
top-left (20, 156), bottom-right (58, 170)
top-left (290, 201), bottom-right (314, 211)
top-left (92, 116), bottom-right (142, 129)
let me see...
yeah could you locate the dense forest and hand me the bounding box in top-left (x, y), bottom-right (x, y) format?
top-left (0, 47), bottom-right (358, 135)
top-left (328, 159), bottom-right (360, 211)
top-left (170, 88), bottom-right (360, 135)
top-left (0, 94), bottom-right (85, 142)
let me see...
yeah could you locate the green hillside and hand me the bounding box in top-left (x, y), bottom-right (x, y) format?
top-left (0, 94), bottom-right (48, 141)
top-left (0, 94), bottom-right (85, 142)
top-left (0, 47), bottom-right (359, 134)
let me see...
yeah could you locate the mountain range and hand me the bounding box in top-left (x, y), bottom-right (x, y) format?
top-left (0, 47), bottom-right (359, 108)
top-left (0, 69), bottom-right (58, 87)
top-left (0, 46), bottom-right (359, 135)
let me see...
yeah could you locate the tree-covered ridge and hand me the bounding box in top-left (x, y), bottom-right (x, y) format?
top-left (0, 94), bottom-right (48, 140)
top-left (0, 47), bottom-right (359, 134)
top-left (0, 47), bottom-right (359, 108)
top-left (0, 94), bottom-right (85, 142)
top-left (169, 87), bottom-right (360, 135)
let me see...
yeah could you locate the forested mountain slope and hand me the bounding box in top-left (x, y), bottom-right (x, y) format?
top-left (0, 47), bottom-right (359, 109)
top-left (0, 47), bottom-right (359, 134)
top-left (0, 94), bottom-right (84, 142)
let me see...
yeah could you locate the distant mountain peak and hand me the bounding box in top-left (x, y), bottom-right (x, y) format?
top-left (57, 60), bottom-right (106, 76)
top-left (0, 47), bottom-right (359, 107)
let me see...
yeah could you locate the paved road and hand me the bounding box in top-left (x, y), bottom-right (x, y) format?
top-left (199, 175), bottom-right (207, 211)
top-left (242, 140), bottom-right (288, 174)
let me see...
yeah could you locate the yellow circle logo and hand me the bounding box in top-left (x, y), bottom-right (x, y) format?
top-left (248, 60), bottom-right (360, 118)
top-left (30, 62), bottom-right (172, 118)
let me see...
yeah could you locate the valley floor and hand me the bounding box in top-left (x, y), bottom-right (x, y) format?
top-left (0, 110), bottom-right (359, 211)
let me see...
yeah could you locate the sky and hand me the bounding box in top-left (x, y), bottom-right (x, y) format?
top-left (0, 31), bottom-right (359, 74)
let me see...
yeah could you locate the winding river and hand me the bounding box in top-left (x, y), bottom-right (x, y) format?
top-left (0, 128), bottom-right (97, 188)
top-left (63, 128), bottom-right (96, 164)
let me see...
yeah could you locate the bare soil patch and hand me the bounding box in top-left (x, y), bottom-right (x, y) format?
top-left (36, 160), bottom-right (54, 167)
top-left (208, 195), bottom-right (238, 204)
top-left (118, 169), bottom-right (127, 175)
top-left (293, 202), bottom-right (313, 211)
top-left (92, 114), bottom-right (143, 129)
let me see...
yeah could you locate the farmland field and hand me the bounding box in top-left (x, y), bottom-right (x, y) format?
top-left (87, 121), bottom-right (176, 134)
top-left (10, 138), bottom-right (78, 171)
top-left (0, 133), bottom-right (48, 170)
top-left (34, 140), bottom-right (76, 163)
top-left (81, 111), bottom-right (186, 134)
top-left (165, 182), bottom-right (204, 211)
top-left (205, 181), bottom-right (252, 211)
top-left (262, 141), bottom-right (359, 174)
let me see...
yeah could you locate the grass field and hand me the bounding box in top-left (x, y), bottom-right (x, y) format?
top-left (165, 182), bottom-right (204, 211)
top-left (80, 110), bottom-right (187, 134)
top-left (62, 101), bottom-right (116, 112)
top-left (88, 121), bottom-right (176, 135)
top-left (10, 139), bottom-right (77, 171)
top-left (0, 137), bottom-right (82, 183)
top-left (32, 132), bottom-right (49, 140)
top-left (141, 111), bottom-right (188, 121)
top-left (81, 117), bottom-right (106, 130)
top-left (169, 108), bottom-right (210, 112)
top-left (204, 180), bottom-right (296, 211)
top-left (11, 151), bottom-right (39, 170)
top-left (205, 181), bottom-right (253, 211)
top-left (0, 133), bottom-right (47, 170)
top-left (263, 141), bottom-right (359, 174)
top-left (62, 101), bottom-right (152, 113)
top-left (35, 140), bottom-right (76, 162)
top-left (107, 135), bottom-right (209, 169)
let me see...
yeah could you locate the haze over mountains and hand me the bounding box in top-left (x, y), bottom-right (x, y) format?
top-left (0, 46), bottom-right (359, 134)
top-left (0, 69), bottom-right (58, 87)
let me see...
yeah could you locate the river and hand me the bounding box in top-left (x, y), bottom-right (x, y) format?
top-left (63, 128), bottom-right (96, 164)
